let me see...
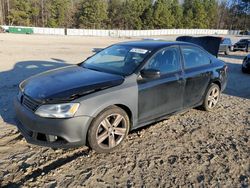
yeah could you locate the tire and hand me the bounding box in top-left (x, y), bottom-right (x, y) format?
top-left (246, 46), bottom-right (249, 53)
top-left (225, 47), bottom-right (230, 55)
top-left (202, 83), bottom-right (221, 111)
top-left (242, 66), bottom-right (247, 73)
top-left (87, 106), bottom-right (130, 153)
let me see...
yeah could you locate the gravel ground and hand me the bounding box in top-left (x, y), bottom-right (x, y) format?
top-left (0, 33), bottom-right (249, 187)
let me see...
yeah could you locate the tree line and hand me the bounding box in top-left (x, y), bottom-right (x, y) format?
top-left (0, 0), bottom-right (249, 30)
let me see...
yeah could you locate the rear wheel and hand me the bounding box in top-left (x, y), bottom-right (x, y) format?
top-left (87, 106), bottom-right (130, 153)
top-left (225, 47), bottom-right (230, 55)
top-left (242, 66), bottom-right (247, 73)
top-left (202, 84), bottom-right (221, 111)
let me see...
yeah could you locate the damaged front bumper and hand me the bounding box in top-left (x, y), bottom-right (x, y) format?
top-left (14, 98), bottom-right (93, 148)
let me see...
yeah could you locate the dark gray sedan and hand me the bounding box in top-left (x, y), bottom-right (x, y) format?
top-left (14, 40), bottom-right (228, 153)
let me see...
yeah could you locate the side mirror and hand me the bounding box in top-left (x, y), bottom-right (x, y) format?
top-left (140, 69), bottom-right (161, 79)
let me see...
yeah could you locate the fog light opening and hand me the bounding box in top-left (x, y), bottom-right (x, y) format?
top-left (46, 135), bottom-right (58, 142)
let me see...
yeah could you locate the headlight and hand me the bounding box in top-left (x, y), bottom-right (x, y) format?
top-left (17, 91), bottom-right (23, 102)
top-left (35, 103), bottom-right (80, 118)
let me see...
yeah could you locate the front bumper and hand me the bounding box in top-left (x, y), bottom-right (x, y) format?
top-left (233, 46), bottom-right (247, 51)
top-left (14, 98), bottom-right (93, 148)
top-left (242, 65), bottom-right (250, 73)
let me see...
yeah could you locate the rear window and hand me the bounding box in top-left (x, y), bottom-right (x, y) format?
top-left (221, 38), bottom-right (231, 45)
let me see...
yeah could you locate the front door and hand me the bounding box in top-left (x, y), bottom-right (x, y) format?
top-left (137, 46), bottom-right (184, 124)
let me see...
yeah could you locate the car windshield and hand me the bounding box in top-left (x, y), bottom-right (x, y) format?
top-left (239, 39), bottom-right (248, 43)
top-left (82, 45), bottom-right (150, 76)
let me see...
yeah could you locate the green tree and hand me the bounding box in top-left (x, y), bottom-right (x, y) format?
top-left (1, 0), bottom-right (248, 30)
top-left (171, 0), bottom-right (183, 28)
top-left (8, 0), bottom-right (31, 26)
top-left (183, 0), bottom-right (196, 28)
top-left (204, 0), bottom-right (218, 28)
top-left (121, 0), bottom-right (152, 30)
top-left (141, 3), bottom-right (154, 29)
top-left (30, 0), bottom-right (40, 26)
top-left (183, 0), bottom-right (208, 28)
top-left (184, 9), bottom-right (194, 28)
top-left (153, 0), bottom-right (174, 29)
top-left (107, 0), bottom-right (124, 29)
top-left (76, 0), bottom-right (108, 29)
top-left (192, 0), bottom-right (207, 28)
top-left (46, 0), bottom-right (72, 28)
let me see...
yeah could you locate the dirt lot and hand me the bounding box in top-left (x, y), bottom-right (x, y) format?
top-left (0, 33), bottom-right (249, 187)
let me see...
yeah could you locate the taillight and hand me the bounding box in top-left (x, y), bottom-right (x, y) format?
top-left (225, 65), bottom-right (228, 72)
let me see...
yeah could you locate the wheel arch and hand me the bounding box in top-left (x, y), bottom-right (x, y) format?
top-left (212, 80), bottom-right (221, 90)
top-left (202, 79), bottom-right (221, 101)
top-left (86, 103), bottom-right (133, 148)
top-left (115, 104), bottom-right (133, 130)
top-left (89, 103), bottom-right (134, 129)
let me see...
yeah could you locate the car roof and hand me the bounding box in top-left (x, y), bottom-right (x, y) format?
top-left (117, 40), bottom-right (194, 51)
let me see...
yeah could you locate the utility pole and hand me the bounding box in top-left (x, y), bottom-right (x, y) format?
top-left (71, 0), bottom-right (74, 9)
top-left (41, 0), bottom-right (44, 27)
top-left (7, 0), bottom-right (9, 25)
top-left (0, 0), bottom-right (3, 25)
top-left (243, 1), bottom-right (249, 30)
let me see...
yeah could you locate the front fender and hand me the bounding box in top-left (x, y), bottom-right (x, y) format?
top-left (74, 75), bottom-right (139, 128)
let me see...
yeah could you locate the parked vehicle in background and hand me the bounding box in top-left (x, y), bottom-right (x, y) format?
top-left (242, 54), bottom-right (250, 73)
top-left (0, 26), bottom-right (5, 33)
top-left (219, 38), bottom-right (233, 55)
top-left (233, 39), bottom-right (250, 52)
top-left (239, 30), bottom-right (250, 35)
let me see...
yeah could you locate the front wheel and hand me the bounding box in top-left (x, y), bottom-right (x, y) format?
top-left (87, 106), bottom-right (130, 153)
top-left (202, 84), bottom-right (221, 111)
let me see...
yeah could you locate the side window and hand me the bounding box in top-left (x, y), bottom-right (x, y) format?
top-left (144, 47), bottom-right (181, 74)
top-left (181, 46), bottom-right (211, 69)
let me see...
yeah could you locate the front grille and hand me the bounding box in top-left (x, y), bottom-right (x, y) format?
top-left (22, 96), bottom-right (40, 111)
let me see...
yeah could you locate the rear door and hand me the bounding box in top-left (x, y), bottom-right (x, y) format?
top-left (180, 45), bottom-right (212, 108)
top-left (137, 46), bottom-right (184, 124)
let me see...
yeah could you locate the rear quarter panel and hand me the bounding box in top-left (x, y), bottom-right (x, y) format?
top-left (209, 58), bottom-right (228, 91)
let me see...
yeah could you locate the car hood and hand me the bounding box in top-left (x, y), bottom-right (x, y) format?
top-left (20, 65), bottom-right (124, 103)
top-left (176, 36), bottom-right (221, 57)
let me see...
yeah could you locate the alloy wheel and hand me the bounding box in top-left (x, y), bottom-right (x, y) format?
top-left (96, 113), bottom-right (127, 149)
top-left (207, 87), bottom-right (220, 108)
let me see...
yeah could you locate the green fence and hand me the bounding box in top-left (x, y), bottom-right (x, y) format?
top-left (9, 27), bottom-right (33, 34)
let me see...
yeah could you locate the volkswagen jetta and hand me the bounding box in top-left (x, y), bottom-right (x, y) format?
top-left (14, 39), bottom-right (227, 153)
